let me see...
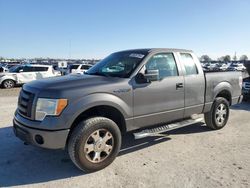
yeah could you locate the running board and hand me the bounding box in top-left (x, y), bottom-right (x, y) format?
top-left (133, 117), bottom-right (203, 139)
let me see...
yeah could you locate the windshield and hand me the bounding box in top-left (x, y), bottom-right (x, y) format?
top-left (86, 51), bottom-right (148, 78)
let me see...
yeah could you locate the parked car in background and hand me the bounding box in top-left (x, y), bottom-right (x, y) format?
top-left (218, 63), bottom-right (229, 71)
top-left (53, 65), bottom-right (67, 76)
top-left (7, 64), bottom-right (21, 69)
top-left (228, 63), bottom-right (246, 71)
top-left (242, 77), bottom-right (250, 100)
top-left (0, 66), bottom-right (8, 73)
top-left (67, 64), bottom-right (92, 75)
top-left (0, 64), bottom-right (59, 88)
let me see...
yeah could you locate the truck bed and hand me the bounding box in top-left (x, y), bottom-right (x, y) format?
top-left (204, 71), bottom-right (242, 104)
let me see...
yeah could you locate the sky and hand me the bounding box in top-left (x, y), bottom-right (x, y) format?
top-left (0, 0), bottom-right (250, 59)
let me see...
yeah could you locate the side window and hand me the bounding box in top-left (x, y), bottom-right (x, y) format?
top-left (33, 67), bottom-right (48, 72)
top-left (146, 53), bottom-right (178, 79)
top-left (70, 65), bottom-right (79, 69)
top-left (23, 66), bottom-right (33, 72)
top-left (180, 53), bottom-right (198, 75)
top-left (81, 65), bottom-right (91, 70)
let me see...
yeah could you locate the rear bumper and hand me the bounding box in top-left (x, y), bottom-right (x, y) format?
top-left (13, 117), bottom-right (70, 149)
top-left (242, 89), bottom-right (250, 97)
top-left (231, 95), bottom-right (243, 105)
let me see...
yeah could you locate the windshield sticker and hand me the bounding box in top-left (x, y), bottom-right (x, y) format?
top-left (129, 53), bottom-right (145, 59)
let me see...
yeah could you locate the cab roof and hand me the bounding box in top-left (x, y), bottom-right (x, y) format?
top-left (118, 48), bottom-right (193, 54)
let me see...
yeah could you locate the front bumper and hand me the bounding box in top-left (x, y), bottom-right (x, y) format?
top-left (13, 116), bottom-right (70, 149)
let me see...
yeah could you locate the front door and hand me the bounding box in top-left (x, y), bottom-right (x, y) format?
top-left (133, 53), bottom-right (185, 129)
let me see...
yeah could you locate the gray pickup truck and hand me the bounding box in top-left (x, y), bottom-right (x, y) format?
top-left (13, 48), bottom-right (243, 172)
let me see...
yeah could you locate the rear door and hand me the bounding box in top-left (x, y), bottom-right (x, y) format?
top-left (34, 66), bottom-right (50, 78)
top-left (177, 53), bottom-right (205, 117)
top-left (133, 52), bottom-right (185, 129)
top-left (17, 66), bottom-right (35, 83)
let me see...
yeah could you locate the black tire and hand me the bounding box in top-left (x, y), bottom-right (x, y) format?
top-left (204, 97), bottom-right (230, 130)
top-left (2, 79), bottom-right (15, 89)
top-left (68, 117), bottom-right (121, 172)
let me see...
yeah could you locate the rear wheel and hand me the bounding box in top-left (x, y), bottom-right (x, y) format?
top-left (68, 117), bottom-right (121, 172)
top-left (204, 97), bottom-right (230, 130)
top-left (2, 79), bottom-right (15, 89)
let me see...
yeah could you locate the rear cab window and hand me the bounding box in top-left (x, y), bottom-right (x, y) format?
top-left (180, 53), bottom-right (198, 75)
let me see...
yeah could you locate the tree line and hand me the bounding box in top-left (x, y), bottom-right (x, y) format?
top-left (200, 55), bottom-right (248, 62)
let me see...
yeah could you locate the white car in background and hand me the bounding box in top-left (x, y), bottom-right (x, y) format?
top-left (67, 64), bottom-right (92, 75)
top-left (228, 63), bottom-right (246, 71)
top-left (0, 66), bottom-right (8, 73)
top-left (235, 63), bottom-right (246, 71)
top-left (218, 63), bottom-right (229, 71)
top-left (0, 64), bottom-right (59, 88)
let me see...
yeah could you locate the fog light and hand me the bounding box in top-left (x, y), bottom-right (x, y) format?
top-left (35, 135), bottom-right (44, 145)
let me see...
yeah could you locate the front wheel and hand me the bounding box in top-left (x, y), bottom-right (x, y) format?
top-left (68, 117), bottom-right (121, 172)
top-left (204, 97), bottom-right (230, 130)
top-left (2, 79), bottom-right (15, 89)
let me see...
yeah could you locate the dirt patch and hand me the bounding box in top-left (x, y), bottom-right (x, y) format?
top-left (0, 87), bottom-right (21, 97)
top-left (0, 94), bottom-right (250, 187)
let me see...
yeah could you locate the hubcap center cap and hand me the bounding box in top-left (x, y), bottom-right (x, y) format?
top-left (94, 140), bottom-right (105, 152)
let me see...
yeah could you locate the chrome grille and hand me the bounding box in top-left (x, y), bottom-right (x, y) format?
top-left (18, 89), bottom-right (35, 118)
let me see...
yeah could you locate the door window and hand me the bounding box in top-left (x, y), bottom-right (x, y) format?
top-left (146, 53), bottom-right (178, 79)
top-left (23, 66), bottom-right (48, 72)
top-left (23, 66), bottom-right (33, 72)
top-left (33, 67), bottom-right (48, 72)
top-left (180, 53), bottom-right (198, 75)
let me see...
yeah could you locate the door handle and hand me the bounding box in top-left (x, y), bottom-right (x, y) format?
top-left (176, 83), bottom-right (184, 89)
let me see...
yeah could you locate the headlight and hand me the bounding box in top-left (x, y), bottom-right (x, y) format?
top-left (35, 98), bottom-right (68, 121)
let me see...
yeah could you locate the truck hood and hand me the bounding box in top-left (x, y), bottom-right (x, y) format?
top-left (26, 74), bottom-right (122, 90)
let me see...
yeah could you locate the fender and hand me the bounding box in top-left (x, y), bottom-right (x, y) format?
top-left (65, 92), bottom-right (132, 128)
top-left (0, 74), bottom-right (17, 85)
top-left (212, 81), bottom-right (232, 101)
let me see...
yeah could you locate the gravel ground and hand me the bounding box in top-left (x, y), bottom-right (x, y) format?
top-left (0, 87), bottom-right (21, 97)
top-left (0, 89), bottom-right (250, 188)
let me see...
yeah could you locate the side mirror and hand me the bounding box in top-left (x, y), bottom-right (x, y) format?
top-left (144, 69), bottom-right (159, 82)
top-left (135, 69), bottom-right (159, 84)
top-left (135, 73), bottom-right (150, 84)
